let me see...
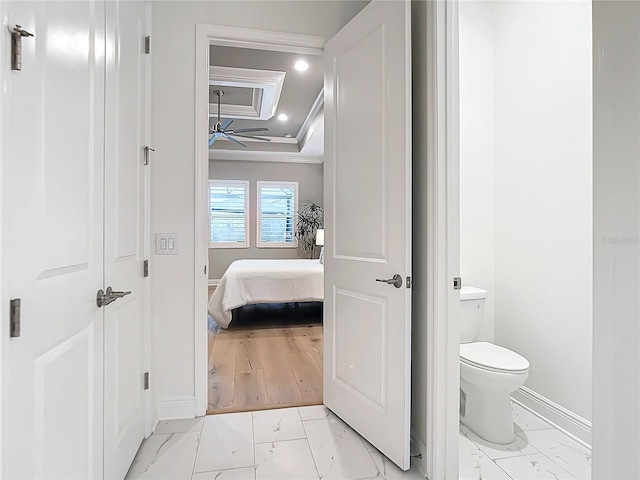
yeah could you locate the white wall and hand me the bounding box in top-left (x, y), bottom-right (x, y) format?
top-left (592, 2), bottom-right (640, 477)
top-left (208, 160), bottom-right (323, 279)
top-left (459, 0), bottom-right (593, 424)
top-left (492, 0), bottom-right (593, 423)
top-left (459, 1), bottom-right (495, 342)
top-left (150, 0), bottom-right (367, 416)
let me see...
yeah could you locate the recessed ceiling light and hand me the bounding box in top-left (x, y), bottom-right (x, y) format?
top-left (294, 60), bottom-right (309, 72)
top-left (278, 113), bottom-right (288, 121)
top-left (284, 134), bottom-right (292, 138)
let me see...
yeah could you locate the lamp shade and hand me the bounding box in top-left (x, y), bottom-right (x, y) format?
top-left (315, 228), bottom-right (325, 246)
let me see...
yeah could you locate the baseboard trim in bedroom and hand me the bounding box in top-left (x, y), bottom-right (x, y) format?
top-left (410, 431), bottom-right (427, 477)
top-left (512, 387), bottom-right (592, 449)
top-left (208, 278), bottom-right (221, 287)
top-left (157, 396), bottom-right (196, 420)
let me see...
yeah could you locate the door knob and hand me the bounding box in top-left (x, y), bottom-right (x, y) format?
top-left (96, 286), bottom-right (132, 307)
top-left (375, 274), bottom-right (403, 288)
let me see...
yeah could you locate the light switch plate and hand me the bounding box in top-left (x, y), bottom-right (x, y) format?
top-left (156, 233), bottom-right (179, 255)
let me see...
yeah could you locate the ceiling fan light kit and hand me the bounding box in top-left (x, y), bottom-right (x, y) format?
top-left (209, 89), bottom-right (271, 147)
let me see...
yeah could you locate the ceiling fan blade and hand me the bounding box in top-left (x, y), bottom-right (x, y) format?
top-left (221, 119), bottom-right (233, 130)
top-left (232, 133), bottom-right (272, 142)
top-left (223, 133), bottom-right (247, 148)
top-left (227, 128), bottom-right (269, 134)
top-left (208, 134), bottom-right (219, 146)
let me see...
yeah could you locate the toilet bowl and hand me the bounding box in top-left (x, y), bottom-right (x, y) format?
top-left (459, 287), bottom-right (530, 444)
top-left (459, 341), bottom-right (529, 444)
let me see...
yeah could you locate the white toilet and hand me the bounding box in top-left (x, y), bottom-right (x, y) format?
top-left (459, 286), bottom-right (530, 444)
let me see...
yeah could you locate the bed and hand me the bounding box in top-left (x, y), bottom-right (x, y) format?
top-left (208, 259), bottom-right (324, 328)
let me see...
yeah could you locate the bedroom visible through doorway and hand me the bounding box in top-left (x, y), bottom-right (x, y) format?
top-left (205, 41), bottom-right (326, 415)
top-left (207, 300), bottom-right (323, 413)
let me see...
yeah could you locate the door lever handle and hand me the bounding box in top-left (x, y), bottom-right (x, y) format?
top-left (105, 286), bottom-right (132, 298)
top-left (96, 287), bottom-right (132, 307)
top-left (375, 274), bottom-right (403, 289)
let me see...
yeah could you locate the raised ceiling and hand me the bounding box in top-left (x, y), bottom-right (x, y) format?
top-left (209, 45), bottom-right (324, 155)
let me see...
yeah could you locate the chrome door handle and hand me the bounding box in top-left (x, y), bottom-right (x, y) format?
top-left (106, 286), bottom-right (132, 298)
top-left (375, 274), bottom-right (403, 288)
top-left (96, 287), bottom-right (132, 307)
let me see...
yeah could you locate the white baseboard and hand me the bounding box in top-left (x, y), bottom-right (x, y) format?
top-left (150, 418), bottom-right (160, 438)
top-left (208, 278), bottom-right (220, 287)
top-left (410, 431), bottom-right (427, 478)
top-left (512, 387), bottom-right (592, 449)
top-left (156, 396), bottom-right (196, 420)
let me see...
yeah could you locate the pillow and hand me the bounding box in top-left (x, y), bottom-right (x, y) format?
top-left (319, 246), bottom-right (324, 264)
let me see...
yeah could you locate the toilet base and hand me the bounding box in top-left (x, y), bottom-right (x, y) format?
top-left (460, 381), bottom-right (515, 444)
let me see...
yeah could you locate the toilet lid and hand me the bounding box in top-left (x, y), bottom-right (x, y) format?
top-left (460, 342), bottom-right (530, 373)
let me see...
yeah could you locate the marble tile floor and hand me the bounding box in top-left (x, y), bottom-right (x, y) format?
top-left (126, 405), bottom-right (425, 480)
top-left (460, 402), bottom-right (592, 480)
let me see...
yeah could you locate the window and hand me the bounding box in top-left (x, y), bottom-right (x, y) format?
top-left (209, 180), bottom-right (249, 248)
top-left (257, 181), bottom-right (298, 248)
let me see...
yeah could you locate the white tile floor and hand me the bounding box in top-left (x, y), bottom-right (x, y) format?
top-left (126, 402), bottom-right (591, 480)
top-left (126, 406), bottom-right (425, 480)
top-left (459, 402), bottom-right (592, 480)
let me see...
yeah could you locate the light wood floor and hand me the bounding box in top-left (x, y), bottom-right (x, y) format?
top-left (207, 324), bottom-right (323, 414)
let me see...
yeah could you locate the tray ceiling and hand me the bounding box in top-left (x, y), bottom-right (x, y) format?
top-left (209, 44), bottom-right (324, 155)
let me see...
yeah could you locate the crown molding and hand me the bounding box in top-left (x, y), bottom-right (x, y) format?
top-left (209, 149), bottom-right (323, 164)
top-left (297, 89), bottom-right (324, 150)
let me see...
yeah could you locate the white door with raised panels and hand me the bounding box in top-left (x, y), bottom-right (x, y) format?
top-left (103, 1), bottom-right (148, 477)
top-left (323, 0), bottom-right (412, 470)
top-left (2, 1), bottom-right (106, 477)
top-left (2, 1), bottom-right (148, 478)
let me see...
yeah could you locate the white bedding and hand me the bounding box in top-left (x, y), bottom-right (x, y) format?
top-left (208, 259), bottom-right (324, 328)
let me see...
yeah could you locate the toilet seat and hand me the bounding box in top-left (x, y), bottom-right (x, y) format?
top-left (460, 342), bottom-right (529, 374)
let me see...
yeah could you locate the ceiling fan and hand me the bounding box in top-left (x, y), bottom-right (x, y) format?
top-left (209, 89), bottom-right (271, 147)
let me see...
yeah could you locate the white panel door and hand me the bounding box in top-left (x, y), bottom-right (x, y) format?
top-left (103, 0), bottom-right (147, 477)
top-left (1, 1), bottom-right (105, 478)
top-left (324, 0), bottom-right (412, 470)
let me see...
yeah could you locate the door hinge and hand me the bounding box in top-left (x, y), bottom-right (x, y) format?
top-left (144, 36), bottom-right (151, 54)
top-left (453, 277), bottom-right (462, 290)
top-left (204, 265), bottom-right (207, 275)
top-left (144, 372), bottom-right (150, 390)
top-left (10, 298), bottom-right (21, 338)
top-left (144, 146), bottom-right (155, 165)
top-left (406, 276), bottom-right (412, 289)
top-left (143, 259), bottom-right (149, 277)
top-left (11, 25), bottom-right (34, 71)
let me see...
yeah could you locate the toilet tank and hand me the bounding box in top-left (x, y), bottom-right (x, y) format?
top-left (460, 286), bottom-right (487, 343)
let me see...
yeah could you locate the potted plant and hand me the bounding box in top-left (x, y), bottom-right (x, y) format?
top-left (295, 201), bottom-right (324, 259)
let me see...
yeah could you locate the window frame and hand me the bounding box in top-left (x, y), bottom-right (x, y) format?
top-left (256, 180), bottom-right (299, 248)
top-left (208, 179), bottom-right (250, 249)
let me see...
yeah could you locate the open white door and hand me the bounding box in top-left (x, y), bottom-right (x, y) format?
top-left (1, 1), bottom-right (105, 478)
top-left (324, 0), bottom-right (412, 470)
top-left (103, 0), bottom-right (148, 477)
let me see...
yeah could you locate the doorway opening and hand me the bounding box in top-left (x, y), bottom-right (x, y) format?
top-left (202, 36), bottom-right (327, 415)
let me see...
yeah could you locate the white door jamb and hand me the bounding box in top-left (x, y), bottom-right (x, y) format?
top-left (424, 1), bottom-right (460, 479)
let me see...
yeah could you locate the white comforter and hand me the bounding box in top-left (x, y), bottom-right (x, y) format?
top-left (208, 259), bottom-right (324, 328)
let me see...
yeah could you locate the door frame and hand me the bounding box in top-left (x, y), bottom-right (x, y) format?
top-left (421, 0), bottom-right (460, 478)
top-left (193, 23), bottom-right (325, 416)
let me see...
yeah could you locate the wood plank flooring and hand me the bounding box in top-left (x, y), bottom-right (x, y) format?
top-left (207, 323), bottom-right (323, 414)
